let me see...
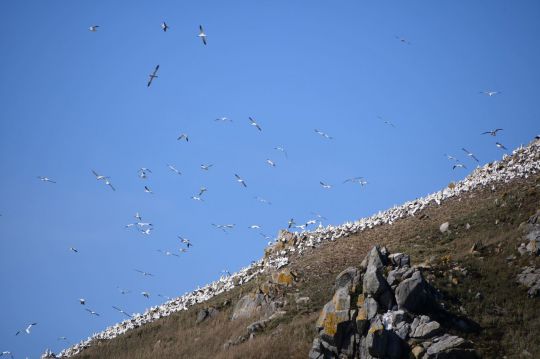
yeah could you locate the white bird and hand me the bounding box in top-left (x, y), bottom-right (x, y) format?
top-left (141, 291), bottom-right (150, 299)
top-left (198, 25), bottom-right (207, 45)
top-left (248, 117), bottom-right (262, 131)
top-left (215, 117), bottom-right (232, 123)
top-left (0, 351), bottom-right (13, 358)
top-left (481, 128), bottom-right (503, 136)
top-left (167, 164), bottom-right (182, 175)
top-left (462, 148), bottom-right (479, 163)
top-left (91, 170), bottom-right (115, 191)
top-left (453, 163), bottom-right (467, 170)
top-left (479, 90), bottom-right (500, 97)
top-left (79, 298), bottom-right (85, 305)
top-left (248, 224), bottom-right (261, 229)
top-left (177, 133), bottom-right (189, 142)
top-left (144, 186), bottom-right (153, 194)
top-left (69, 247), bottom-right (78, 253)
top-left (112, 306), bottom-right (132, 318)
top-left (190, 196), bottom-right (204, 202)
top-left (85, 309), bottom-right (100, 316)
top-left (320, 181), bottom-right (332, 189)
top-left (157, 249), bottom-right (179, 257)
top-left (274, 146), bottom-right (288, 158)
top-left (444, 154), bottom-right (458, 161)
top-left (37, 176), bottom-right (56, 183)
top-left (198, 187), bottom-right (207, 196)
top-left (16, 323), bottom-right (38, 335)
top-left (287, 218), bottom-right (296, 228)
top-left (343, 177), bottom-right (368, 186)
top-left (140, 227), bottom-right (153, 235)
top-left (117, 286), bottom-right (131, 295)
top-left (161, 21), bottom-right (169, 32)
top-left (134, 269), bottom-right (154, 277)
top-left (135, 212), bottom-right (142, 221)
top-left (89, 25), bottom-right (100, 32)
top-left (147, 65), bottom-right (160, 87)
top-left (496, 142), bottom-right (507, 150)
top-left (138, 167), bottom-right (152, 179)
top-left (212, 223), bottom-right (235, 232)
top-left (314, 129), bottom-right (333, 139)
top-left (377, 116), bottom-right (395, 128)
top-left (234, 174), bottom-right (247, 187)
top-left (254, 196), bottom-right (271, 205)
top-left (305, 219), bottom-right (317, 226)
top-left (179, 248), bottom-right (188, 253)
top-left (266, 159), bottom-right (276, 167)
top-left (178, 236), bottom-right (192, 247)
top-left (200, 164), bottom-right (213, 171)
top-left (395, 35), bottom-right (411, 45)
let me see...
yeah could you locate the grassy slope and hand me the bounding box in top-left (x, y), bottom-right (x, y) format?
top-left (74, 175), bottom-right (540, 359)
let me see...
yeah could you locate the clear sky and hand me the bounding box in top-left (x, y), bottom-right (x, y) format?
top-left (1, 0), bottom-right (539, 357)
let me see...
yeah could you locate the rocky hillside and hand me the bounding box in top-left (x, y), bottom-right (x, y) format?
top-left (48, 138), bottom-right (540, 359)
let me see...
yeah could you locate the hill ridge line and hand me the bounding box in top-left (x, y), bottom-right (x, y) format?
top-left (57, 137), bottom-right (540, 358)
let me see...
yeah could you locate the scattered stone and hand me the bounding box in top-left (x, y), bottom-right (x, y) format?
top-left (425, 334), bottom-right (476, 358)
top-left (439, 222), bottom-right (450, 233)
top-left (196, 307), bottom-right (219, 324)
top-left (334, 267), bottom-right (361, 293)
top-left (410, 315), bottom-right (442, 339)
top-left (388, 253), bottom-right (410, 268)
top-left (516, 266), bottom-right (540, 297)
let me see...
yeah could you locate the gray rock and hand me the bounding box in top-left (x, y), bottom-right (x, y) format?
top-left (387, 267), bottom-right (415, 287)
top-left (196, 307), bottom-right (219, 324)
top-left (365, 296), bottom-right (379, 320)
top-left (388, 253), bottom-right (411, 268)
top-left (516, 266), bottom-right (540, 297)
top-left (361, 246), bottom-right (387, 271)
top-left (425, 334), bottom-right (476, 358)
top-left (363, 266), bottom-right (395, 310)
top-left (395, 270), bottom-right (439, 314)
top-left (231, 293), bottom-right (276, 320)
top-left (365, 320), bottom-right (404, 359)
top-left (440, 222), bottom-right (450, 233)
top-left (410, 315), bottom-right (442, 339)
top-left (334, 267), bottom-right (361, 294)
top-left (247, 320), bottom-right (267, 334)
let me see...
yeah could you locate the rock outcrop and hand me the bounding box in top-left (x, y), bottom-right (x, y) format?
top-left (309, 246), bottom-right (478, 359)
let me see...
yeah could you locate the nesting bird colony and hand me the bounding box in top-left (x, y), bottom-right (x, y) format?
top-left (56, 136), bottom-right (540, 357)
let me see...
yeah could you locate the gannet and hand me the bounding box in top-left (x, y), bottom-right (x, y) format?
top-left (198, 25), bottom-right (207, 45)
top-left (234, 174), bottom-right (247, 187)
top-left (37, 176), bottom-right (56, 183)
top-left (147, 65), bottom-right (160, 87)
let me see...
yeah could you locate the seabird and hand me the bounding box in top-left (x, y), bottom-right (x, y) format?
top-left (496, 142), bottom-right (507, 150)
top-left (79, 298), bottom-right (85, 305)
top-left (215, 117), bottom-right (232, 123)
top-left (91, 170), bottom-right (115, 191)
top-left (254, 196), bottom-right (271, 205)
top-left (461, 148), bottom-right (479, 163)
top-left (395, 35), bottom-right (411, 45)
top-left (479, 90), bottom-right (500, 97)
top-left (147, 65), bottom-right (160, 87)
top-left (377, 116), bottom-right (395, 128)
top-left (482, 129), bottom-right (503, 136)
top-left (274, 146), bottom-right (288, 158)
top-left (135, 212), bottom-right (142, 221)
top-left (89, 25), bottom-right (100, 32)
top-left (141, 291), bottom-right (150, 299)
top-left (37, 176), bottom-right (56, 183)
top-left (177, 133), bottom-right (189, 142)
top-left (117, 286), bottom-right (131, 295)
top-left (134, 269), bottom-right (154, 277)
top-left (69, 247), bottom-right (78, 253)
top-left (200, 164), bottom-right (213, 171)
top-left (112, 306), bottom-right (132, 318)
top-left (138, 168), bottom-right (152, 179)
top-left (319, 181), bottom-right (332, 189)
top-left (248, 117), bottom-right (262, 131)
top-left (167, 164), bottom-right (182, 175)
top-left (234, 174), bottom-right (247, 187)
top-left (198, 25), bottom-right (207, 45)
top-left (314, 129), bottom-right (333, 139)
top-left (85, 309), bottom-right (99, 316)
top-left (198, 187), bottom-right (207, 196)
top-left (190, 195), bottom-right (204, 202)
top-left (248, 224), bottom-right (261, 229)
top-left (453, 163), bottom-right (467, 170)
top-left (161, 21), bottom-right (169, 32)
top-left (266, 159), bottom-right (276, 167)
top-left (178, 236), bottom-right (192, 247)
top-left (343, 177), bottom-right (368, 186)
top-left (144, 186), bottom-right (153, 194)
top-left (16, 323), bottom-right (38, 335)
top-left (287, 218), bottom-right (296, 228)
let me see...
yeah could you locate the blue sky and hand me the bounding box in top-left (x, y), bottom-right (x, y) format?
top-left (1, 0), bottom-right (539, 356)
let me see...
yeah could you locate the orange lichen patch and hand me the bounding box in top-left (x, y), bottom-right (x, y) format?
top-left (356, 293), bottom-right (365, 307)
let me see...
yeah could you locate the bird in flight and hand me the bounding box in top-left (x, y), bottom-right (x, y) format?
top-left (215, 117), bottom-right (232, 123)
top-left (79, 298), bottom-right (86, 305)
top-left (135, 212), bottom-right (142, 221)
top-left (249, 117), bottom-right (262, 131)
top-left (0, 351), bottom-right (13, 358)
top-left (452, 163), bottom-right (467, 170)
top-left (198, 25), bottom-right (207, 45)
top-left (85, 309), bottom-right (100, 316)
top-left (254, 196), bottom-right (272, 205)
top-left (444, 154), bottom-right (458, 161)
top-left (481, 129), bottom-right (503, 136)
top-left (112, 306), bottom-right (132, 318)
top-left (395, 35), bottom-right (411, 45)
top-left (178, 236), bottom-right (192, 247)
top-left (144, 186), bottom-right (153, 194)
top-left (37, 176), bottom-right (56, 183)
top-left (91, 170), bottom-right (115, 191)
top-left (287, 218), bottom-right (296, 228)
top-left (15, 323), bottom-right (37, 336)
top-left (69, 247), bottom-right (78, 253)
top-left (377, 116), bottom-right (395, 128)
top-left (167, 164), bottom-right (182, 175)
top-left (200, 164), bottom-right (213, 171)
top-left (198, 187), bottom-right (208, 196)
top-left (248, 224), bottom-right (261, 229)
top-left (314, 129), bottom-right (333, 139)
top-left (234, 174), bottom-right (247, 187)
top-left (343, 177), bottom-right (368, 186)
top-left (479, 90), bottom-right (500, 97)
top-left (274, 146), bottom-right (288, 158)
top-left (190, 195), bottom-right (204, 202)
top-left (138, 168), bottom-right (152, 179)
top-left (177, 133), bottom-right (189, 142)
top-left (117, 286), bottom-right (131, 295)
top-left (135, 269), bottom-right (154, 277)
top-left (496, 142), bottom-right (507, 150)
top-left (212, 223), bottom-right (235, 233)
top-left (320, 181), bottom-right (332, 189)
top-left (147, 65), bottom-right (160, 87)
top-left (141, 291), bottom-right (150, 299)
top-left (462, 148), bottom-right (479, 162)
top-left (157, 249), bottom-right (179, 257)
top-left (161, 21), bottom-right (169, 32)
top-left (266, 159), bottom-right (276, 167)
top-left (89, 25), bottom-right (100, 32)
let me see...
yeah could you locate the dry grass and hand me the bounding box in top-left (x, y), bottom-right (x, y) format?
top-left (74, 175), bottom-right (540, 358)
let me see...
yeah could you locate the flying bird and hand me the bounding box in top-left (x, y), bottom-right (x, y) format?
top-left (274, 146), bottom-right (288, 158)
top-left (248, 117), bottom-right (262, 131)
top-left (69, 247), bottom-right (78, 253)
top-left (198, 25), bottom-right (207, 45)
top-left (190, 195), bottom-right (204, 202)
top-left (135, 212), bottom-right (142, 221)
top-left (215, 117), bottom-right (232, 123)
top-left (482, 129), bottom-right (503, 136)
top-left (112, 306), bottom-right (132, 318)
top-left (287, 218), bottom-right (296, 228)
top-left (91, 170), bottom-right (115, 191)
top-left (198, 187), bottom-right (207, 196)
top-left (254, 196), bottom-right (271, 205)
top-left (134, 269), bottom-right (154, 277)
top-left (16, 323), bottom-right (38, 335)
top-left (479, 90), bottom-right (500, 97)
top-left (141, 291), bottom-right (150, 299)
top-left (462, 148), bottom-right (479, 163)
top-left (178, 236), bottom-right (192, 247)
top-left (453, 163), bottom-right (467, 170)
top-left (79, 298), bottom-right (85, 305)
top-left (320, 181), bottom-right (332, 189)
top-left (266, 159), bottom-right (276, 167)
top-left (89, 25), bottom-right (100, 32)
top-left (314, 129), bottom-right (333, 139)
top-left (496, 142), bottom-right (507, 150)
top-left (248, 224), bottom-right (261, 229)
top-left (144, 186), bottom-right (153, 194)
top-left (212, 223), bottom-right (235, 232)
top-left (377, 116), bottom-right (395, 128)
top-left (161, 21), bottom-right (169, 32)
top-left (395, 35), bottom-right (411, 45)
top-left (167, 164), bottom-right (182, 175)
top-left (343, 177), bottom-right (368, 186)
top-left (234, 174), bottom-right (247, 187)
top-left (177, 133), bottom-right (189, 142)
top-left (117, 286), bottom-right (131, 295)
top-left (138, 168), bottom-right (152, 179)
top-left (147, 65), bottom-right (160, 87)
top-left (85, 309), bottom-right (100, 316)
top-left (37, 176), bottom-right (56, 183)
top-left (200, 164), bottom-right (213, 171)
top-left (444, 154), bottom-right (457, 161)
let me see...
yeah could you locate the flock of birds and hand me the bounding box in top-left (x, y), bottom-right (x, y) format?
top-left (3, 19), bottom-right (512, 359)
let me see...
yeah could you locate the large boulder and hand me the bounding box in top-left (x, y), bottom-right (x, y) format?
top-left (334, 266), bottom-right (361, 294)
top-left (516, 266), bottom-right (540, 297)
top-left (410, 315), bottom-right (442, 339)
top-left (196, 307), bottom-right (219, 324)
top-left (395, 270), bottom-right (439, 314)
top-left (360, 246), bottom-right (387, 271)
top-left (363, 265), bottom-right (395, 310)
top-left (231, 293), bottom-right (277, 320)
top-left (424, 334), bottom-right (477, 358)
top-left (365, 317), bottom-right (405, 359)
